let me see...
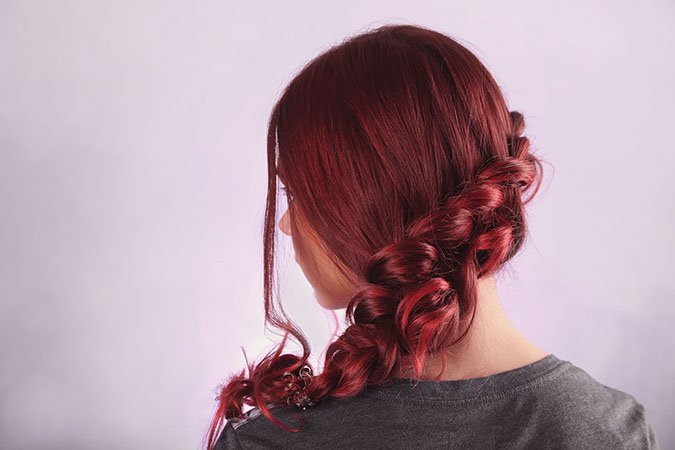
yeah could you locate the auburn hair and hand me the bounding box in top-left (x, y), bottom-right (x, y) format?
top-left (204, 23), bottom-right (547, 449)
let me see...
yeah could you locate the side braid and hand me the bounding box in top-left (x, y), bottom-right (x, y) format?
top-left (303, 139), bottom-right (542, 402)
top-left (210, 146), bottom-right (543, 435)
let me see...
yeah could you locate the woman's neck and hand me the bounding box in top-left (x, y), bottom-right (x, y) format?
top-left (396, 275), bottom-right (549, 381)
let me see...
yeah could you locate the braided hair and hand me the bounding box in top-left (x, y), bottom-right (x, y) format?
top-left (204, 24), bottom-right (547, 450)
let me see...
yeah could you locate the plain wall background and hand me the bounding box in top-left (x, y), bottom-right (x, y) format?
top-left (1, 1), bottom-right (673, 449)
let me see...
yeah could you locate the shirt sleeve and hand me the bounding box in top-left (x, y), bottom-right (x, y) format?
top-left (615, 399), bottom-right (661, 450)
top-left (642, 410), bottom-right (660, 449)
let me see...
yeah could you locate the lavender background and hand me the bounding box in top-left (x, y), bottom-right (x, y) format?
top-left (1, 1), bottom-right (673, 449)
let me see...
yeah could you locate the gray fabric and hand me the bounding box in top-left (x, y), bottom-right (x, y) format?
top-left (214, 354), bottom-right (659, 449)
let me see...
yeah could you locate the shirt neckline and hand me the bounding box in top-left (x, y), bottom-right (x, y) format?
top-left (362, 353), bottom-right (570, 402)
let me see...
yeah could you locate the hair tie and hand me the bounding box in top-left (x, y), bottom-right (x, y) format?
top-left (282, 364), bottom-right (315, 410)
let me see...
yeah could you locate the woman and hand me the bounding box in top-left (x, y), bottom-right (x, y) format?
top-left (205, 24), bottom-right (659, 449)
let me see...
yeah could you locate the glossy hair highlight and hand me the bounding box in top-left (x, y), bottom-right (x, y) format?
top-left (204, 23), bottom-right (547, 449)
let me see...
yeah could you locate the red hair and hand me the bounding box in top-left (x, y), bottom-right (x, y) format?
top-left (203, 23), bottom-right (547, 449)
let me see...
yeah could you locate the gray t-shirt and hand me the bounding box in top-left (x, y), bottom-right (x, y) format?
top-left (214, 354), bottom-right (659, 449)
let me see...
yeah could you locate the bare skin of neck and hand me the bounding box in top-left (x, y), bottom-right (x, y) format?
top-left (396, 275), bottom-right (549, 381)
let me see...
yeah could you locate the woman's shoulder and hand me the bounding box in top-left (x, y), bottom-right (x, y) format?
top-left (525, 360), bottom-right (659, 448)
top-left (213, 363), bottom-right (660, 449)
top-left (548, 361), bottom-right (648, 413)
top-left (230, 393), bottom-right (371, 430)
top-left (213, 395), bottom-right (373, 449)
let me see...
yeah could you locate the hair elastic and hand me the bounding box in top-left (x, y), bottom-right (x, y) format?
top-left (282, 364), bottom-right (315, 410)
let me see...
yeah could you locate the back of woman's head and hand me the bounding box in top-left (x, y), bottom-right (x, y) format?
top-left (205, 23), bottom-right (546, 449)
